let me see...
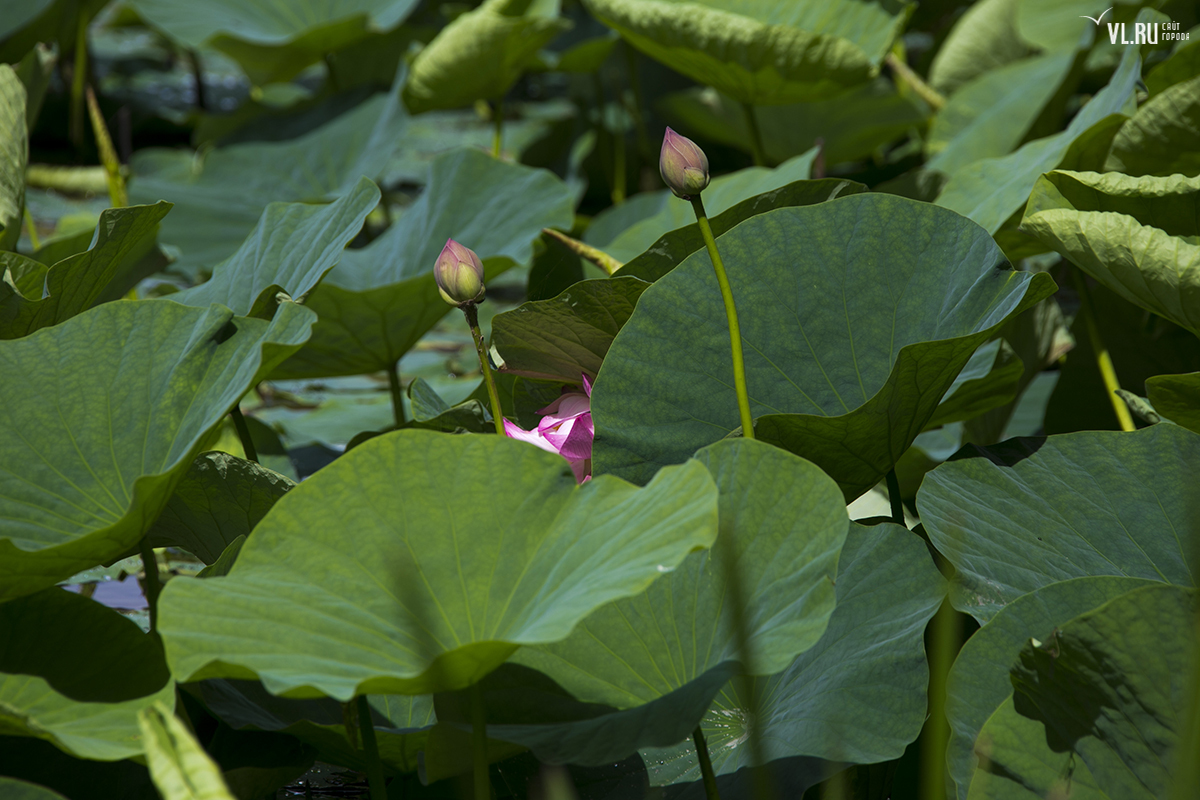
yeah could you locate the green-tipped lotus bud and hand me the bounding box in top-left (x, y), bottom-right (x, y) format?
top-left (434, 238), bottom-right (486, 306)
top-left (659, 127), bottom-right (710, 200)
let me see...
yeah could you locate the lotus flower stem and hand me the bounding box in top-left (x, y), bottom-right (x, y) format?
top-left (884, 52), bottom-right (946, 112)
top-left (541, 227), bottom-right (624, 275)
top-left (229, 405), bottom-right (259, 463)
top-left (492, 98), bottom-right (504, 159)
top-left (885, 469), bottom-right (904, 526)
top-left (355, 695), bottom-right (388, 800)
top-left (740, 103), bottom-right (767, 167)
top-left (690, 196), bottom-right (755, 440)
top-left (693, 726), bottom-right (722, 800)
top-left (471, 682), bottom-right (492, 799)
top-left (69, 15), bottom-right (87, 148)
top-left (463, 303), bottom-right (506, 435)
top-left (386, 361), bottom-right (407, 428)
top-left (138, 537), bottom-right (161, 632)
top-left (1069, 270), bottom-right (1135, 432)
top-left (919, 600), bottom-right (960, 800)
top-left (86, 86), bottom-right (127, 207)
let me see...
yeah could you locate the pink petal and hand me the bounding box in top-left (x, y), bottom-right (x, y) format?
top-left (567, 457), bottom-right (591, 483)
top-left (503, 419), bottom-right (560, 455)
top-left (557, 413), bottom-right (593, 460)
top-left (581, 374), bottom-right (592, 397)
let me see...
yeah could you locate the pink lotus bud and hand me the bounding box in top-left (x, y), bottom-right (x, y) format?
top-left (434, 238), bottom-right (486, 306)
top-left (659, 127), bottom-right (710, 200)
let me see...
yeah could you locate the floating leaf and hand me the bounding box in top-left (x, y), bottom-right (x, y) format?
top-left (581, 0), bottom-right (911, 105)
top-left (945, 576), bottom-right (1156, 800)
top-left (146, 452), bottom-right (295, 565)
top-left (639, 521), bottom-right (944, 790)
top-left (0, 299), bottom-right (315, 602)
top-left (0, 203), bottom-right (172, 339)
top-left (125, 0), bottom-right (421, 85)
top-left (490, 438), bottom-right (847, 765)
top-left (936, 43), bottom-right (1140, 234)
top-left (274, 148), bottom-right (574, 379)
top-left (139, 703), bottom-right (238, 800)
top-left (158, 430), bottom-right (718, 698)
top-left (0, 65), bottom-right (26, 251)
top-left (919, 425), bottom-right (1200, 623)
top-left (0, 588), bottom-right (175, 760)
top-left (990, 585), bottom-right (1197, 799)
top-left (170, 178), bottom-right (379, 316)
top-left (592, 194), bottom-right (1054, 499)
top-left (1021, 170), bottom-right (1200, 335)
top-left (492, 276), bottom-right (650, 383)
top-left (403, 0), bottom-right (571, 113)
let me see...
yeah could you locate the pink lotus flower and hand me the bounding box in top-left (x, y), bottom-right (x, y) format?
top-left (503, 375), bottom-right (593, 483)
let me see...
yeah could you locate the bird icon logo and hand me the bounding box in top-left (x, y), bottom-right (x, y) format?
top-left (1080, 7), bottom-right (1112, 25)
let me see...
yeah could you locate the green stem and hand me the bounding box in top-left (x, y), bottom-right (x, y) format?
top-left (463, 303), bottom-right (506, 435)
top-left (622, 41), bottom-right (652, 160)
top-left (188, 49), bottom-right (206, 110)
top-left (85, 86), bottom-right (127, 207)
top-left (69, 14), bottom-right (87, 148)
top-left (613, 123), bottom-right (627, 204)
top-left (884, 52), bottom-right (946, 112)
top-left (690, 195), bottom-right (754, 440)
top-left (356, 695), bottom-right (388, 800)
top-left (693, 726), bottom-right (722, 800)
top-left (885, 469), bottom-right (904, 526)
top-left (1070, 269), bottom-right (1135, 432)
top-left (471, 682), bottom-right (491, 800)
top-left (387, 360), bottom-right (407, 428)
top-left (740, 102), bottom-right (767, 167)
top-left (541, 227), bottom-right (623, 275)
top-left (229, 404), bottom-right (258, 463)
top-left (919, 600), bottom-right (959, 800)
top-left (492, 98), bottom-right (504, 159)
top-left (138, 537), bottom-right (161, 632)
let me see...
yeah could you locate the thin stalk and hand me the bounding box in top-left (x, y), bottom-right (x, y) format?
top-left (541, 227), bottom-right (623, 275)
top-left (229, 405), bottom-right (258, 463)
top-left (85, 86), bottom-right (127, 207)
top-left (138, 537), bottom-right (161, 632)
top-left (1070, 270), bottom-right (1135, 432)
top-left (188, 49), bottom-right (206, 110)
top-left (693, 726), bottom-right (722, 800)
top-left (690, 195), bottom-right (754, 440)
top-left (23, 207), bottom-right (40, 250)
top-left (492, 98), bottom-right (504, 159)
top-left (356, 695), bottom-right (388, 800)
top-left (463, 303), bottom-right (506, 435)
top-left (884, 52), bottom-right (946, 112)
top-left (740, 102), bottom-right (767, 167)
top-left (69, 14), bottom-right (87, 148)
top-left (919, 600), bottom-right (959, 800)
top-left (470, 682), bottom-right (491, 800)
top-left (612, 125), bottom-right (627, 204)
top-left (885, 469), bottom-right (905, 527)
top-left (622, 41), bottom-right (652, 160)
top-left (386, 360), bottom-right (407, 428)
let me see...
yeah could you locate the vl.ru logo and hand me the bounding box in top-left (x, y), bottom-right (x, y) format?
top-left (1080, 8), bottom-right (1191, 44)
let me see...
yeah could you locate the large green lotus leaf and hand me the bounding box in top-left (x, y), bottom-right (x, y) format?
top-left (919, 425), bottom-right (1200, 623)
top-left (638, 521), bottom-right (945, 791)
top-left (592, 194), bottom-right (1055, 497)
top-left (660, 79), bottom-right (928, 166)
top-left (126, 0), bottom-right (419, 85)
top-left (616, 177), bottom-right (866, 283)
top-left (926, 0), bottom-right (1032, 96)
top-left (936, 43), bottom-right (1140, 234)
top-left (491, 276), bottom-right (650, 383)
top-left (492, 438), bottom-right (847, 765)
top-left (927, 52), bottom-right (1076, 177)
top-left (169, 178), bottom-right (378, 316)
top-left (1147, 371), bottom-right (1200, 434)
top-left (0, 778), bottom-right (68, 800)
top-left (189, 680), bottom-right (434, 774)
top-left (139, 704), bottom-right (238, 800)
top-left (0, 299), bottom-right (316, 602)
top-left (0, 203), bottom-right (172, 339)
top-left (1020, 170), bottom-right (1200, 335)
top-left (403, 0), bottom-right (570, 113)
top-left (1145, 36), bottom-right (1200, 95)
top-left (925, 339), bottom-right (1024, 431)
top-left (1106, 73), bottom-right (1200, 177)
top-left (995, 584), bottom-right (1198, 799)
top-left (945, 576), bottom-right (1156, 800)
top-left (1013, 0), bottom-right (1109, 52)
top-left (130, 88), bottom-right (406, 277)
top-left (0, 65), bottom-right (26, 251)
top-left (581, 0), bottom-right (911, 106)
top-left (146, 452), bottom-right (295, 565)
top-left (0, 588), bottom-right (175, 760)
top-left (273, 148), bottom-right (574, 379)
top-left (158, 429), bottom-right (718, 699)
top-left (585, 153), bottom-right (815, 265)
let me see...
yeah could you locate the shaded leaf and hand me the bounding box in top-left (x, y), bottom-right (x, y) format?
top-left (1147, 371), bottom-right (1200, 434)
top-left (927, 0), bottom-right (1032, 96)
top-left (0, 778), bottom-right (69, 800)
top-left (0, 65), bottom-right (27, 251)
top-left (139, 703), bottom-right (238, 800)
top-left (926, 339), bottom-right (1024, 430)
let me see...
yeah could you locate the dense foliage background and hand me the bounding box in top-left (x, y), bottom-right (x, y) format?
top-left (1, 0), bottom-right (1198, 799)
